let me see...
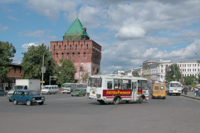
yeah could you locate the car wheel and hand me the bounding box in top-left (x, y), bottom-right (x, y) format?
top-left (13, 99), bottom-right (18, 105)
top-left (26, 100), bottom-right (32, 106)
top-left (38, 102), bottom-right (44, 105)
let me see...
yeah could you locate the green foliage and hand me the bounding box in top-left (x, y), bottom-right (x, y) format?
top-left (183, 76), bottom-right (195, 85)
top-left (132, 71), bottom-right (139, 77)
top-left (55, 58), bottom-right (76, 85)
top-left (81, 72), bottom-right (89, 83)
top-left (165, 64), bottom-right (181, 82)
top-left (21, 44), bottom-right (55, 83)
top-left (0, 41), bottom-right (16, 88)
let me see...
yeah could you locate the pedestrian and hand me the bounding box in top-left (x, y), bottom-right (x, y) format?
top-left (195, 87), bottom-right (198, 97)
top-left (183, 87), bottom-right (188, 95)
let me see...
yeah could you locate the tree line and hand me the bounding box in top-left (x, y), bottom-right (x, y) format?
top-left (0, 41), bottom-right (86, 89)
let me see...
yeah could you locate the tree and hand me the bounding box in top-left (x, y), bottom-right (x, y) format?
top-left (0, 41), bottom-right (16, 89)
top-left (55, 58), bottom-right (76, 85)
top-left (184, 76), bottom-right (194, 85)
top-left (132, 71), bottom-right (139, 77)
top-left (21, 44), bottom-right (55, 83)
top-left (165, 64), bottom-right (181, 82)
top-left (81, 72), bottom-right (89, 83)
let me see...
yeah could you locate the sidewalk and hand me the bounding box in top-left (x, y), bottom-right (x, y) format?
top-left (181, 91), bottom-right (200, 100)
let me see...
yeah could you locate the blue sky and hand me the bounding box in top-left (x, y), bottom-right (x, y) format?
top-left (1, 0), bottom-right (200, 74)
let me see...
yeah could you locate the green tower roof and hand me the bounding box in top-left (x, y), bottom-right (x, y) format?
top-left (64, 18), bottom-right (89, 38)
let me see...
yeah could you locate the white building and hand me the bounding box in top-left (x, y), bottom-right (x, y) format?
top-left (175, 60), bottom-right (200, 78)
top-left (149, 59), bottom-right (200, 82)
top-left (150, 59), bottom-right (171, 82)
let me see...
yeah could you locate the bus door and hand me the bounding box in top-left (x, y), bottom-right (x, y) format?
top-left (132, 81), bottom-right (137, 101)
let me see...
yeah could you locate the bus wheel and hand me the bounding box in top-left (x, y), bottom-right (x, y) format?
top-left (138, 97), bottom-right (143, 104)
top-left (113, 97), bottom-right (120, 105)
top-left (99, 100), bottom-right (105, 105)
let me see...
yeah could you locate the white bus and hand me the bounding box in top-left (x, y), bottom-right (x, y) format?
top-left (166, 81), bottom-right (182, 95)
top-left (86, 74), bottom-right (149, 104)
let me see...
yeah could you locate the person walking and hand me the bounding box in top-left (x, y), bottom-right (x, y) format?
top-left (195, 87), bottom-right (198, 97)
top-left (183, 87), bottom-right (188, 95)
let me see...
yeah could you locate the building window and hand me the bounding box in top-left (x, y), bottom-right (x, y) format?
top-left (56, 53), bottom-right (58, 58)
top-left (84, 52), bottom-right (86, 58)
top-left (67, 53), bottom-right (69, 58)
top-left (72, 53), bottom-right (74, 59)
top-left (62, 53), bottom-right (64, 58)
top-left (54, 46), bottom-right (55, 50)
top-left (64, 45), bottom-right (66, 50)
top-left (80, 67), bottom-right (82, 72)
top-left (75, 45), bottom-right (77, 49)
top-left (70, 45), bottom-right (71, 49)
top-left (87, 44), bottom-right (88, 49)
top-left (78, 52), bottom-right (80, 58)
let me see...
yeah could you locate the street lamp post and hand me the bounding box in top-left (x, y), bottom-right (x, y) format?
top-left (41, 52), bottom-right (45, 91)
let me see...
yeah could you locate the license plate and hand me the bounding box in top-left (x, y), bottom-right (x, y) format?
top-left (92, 92), bottom-right (95, 94)
top-left (37, 100), bottom-right (42, 103)
top-left (174, 89), bottom-right (177, 91)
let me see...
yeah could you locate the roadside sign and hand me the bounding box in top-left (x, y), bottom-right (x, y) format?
top-left (41, 67), bottom-right (46, 73)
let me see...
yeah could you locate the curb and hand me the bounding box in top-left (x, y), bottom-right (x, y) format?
top-left (181, 94), bottom-right (200, 100)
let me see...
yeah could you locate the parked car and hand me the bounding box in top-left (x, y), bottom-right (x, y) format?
top-left (71, 89), bottom-right (86, 97)
top-left (11, 90), bottom-right (45, 106)
top-left (0, 89), bottom-right (7, 96)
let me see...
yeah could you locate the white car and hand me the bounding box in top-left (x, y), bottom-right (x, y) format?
top-left (41, 85), bottom-right (59, 94)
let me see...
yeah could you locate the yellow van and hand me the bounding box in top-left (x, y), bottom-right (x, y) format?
top-left (151, 83), bottom-right (166, 99)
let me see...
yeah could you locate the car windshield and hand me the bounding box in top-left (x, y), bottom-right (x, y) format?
top-left (14, 86), bottom-right (24, 90)
top-left (28, 91), bottom-right (37, 95)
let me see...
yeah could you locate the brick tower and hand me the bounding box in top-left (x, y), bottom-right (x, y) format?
top-left (50, 17), bottom-right (101, 82)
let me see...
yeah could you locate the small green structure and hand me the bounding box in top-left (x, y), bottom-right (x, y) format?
top-left (63, 18), bottom-right (90, 41)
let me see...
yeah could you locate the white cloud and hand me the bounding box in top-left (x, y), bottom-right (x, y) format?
top-left (0, 24), bottom-right (9, 31)
top-left (115, 25), bottom-right (146, 40)
top-left (27, 0), bottom-right (77, 19)
top-left (22, 42), bottom-right (39, 51)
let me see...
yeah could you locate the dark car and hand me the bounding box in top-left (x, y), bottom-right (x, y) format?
top-left (11, 90), bottom-right (45, 106)
top-left (0, 89), bottom-right (7, 96)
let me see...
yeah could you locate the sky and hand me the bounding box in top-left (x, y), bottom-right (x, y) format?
top-left (1, 0), bottom-right (200, 74)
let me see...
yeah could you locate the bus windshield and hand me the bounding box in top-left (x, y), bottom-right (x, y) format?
top-left (88, 78), bottom-right (102, 87)
top-left (138, 80), bottom-right (148, 90)
top-left (170, 83), bottom-right (181, 87)
top-left (62, 84), bottom-right (71, 87)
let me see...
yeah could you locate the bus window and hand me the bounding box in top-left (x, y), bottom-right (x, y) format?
top-left (114, 79), bottom-right (122, 89)
top-left (122, 80), bottom-right (131, 90)
top-left (107, 81), bottom-right (112, 89)
top-left (88, 78), bottom-right (102, 87)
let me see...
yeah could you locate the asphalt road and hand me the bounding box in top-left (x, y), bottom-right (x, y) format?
top-left (1, 94), bottom-right (200, 133)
